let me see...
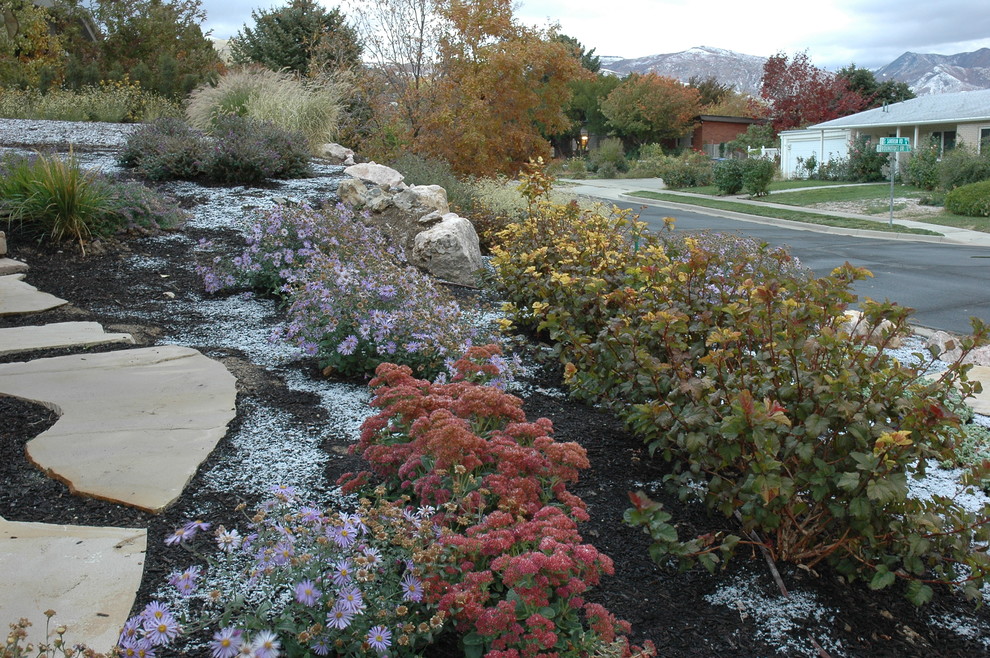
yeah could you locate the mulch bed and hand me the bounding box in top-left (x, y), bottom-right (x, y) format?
top-left (3, 186), bottom-right (990, 657)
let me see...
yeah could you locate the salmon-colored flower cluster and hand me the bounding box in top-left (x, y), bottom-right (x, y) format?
top-left (341, 345), bottom-right (655, 657)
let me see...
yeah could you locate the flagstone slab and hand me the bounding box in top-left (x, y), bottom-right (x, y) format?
top-left (0, 273), bottom-right (67, 315)
top-left (0, 515), bottom-right (146, 653)
top-left (0, 257), bottom-right (29, 275)
top-left (965, 365), bottom-right (990, 415)
top-left (0, 345), bottom-right (237, 513)
top-left (0, 322), bottom-right (134, 356)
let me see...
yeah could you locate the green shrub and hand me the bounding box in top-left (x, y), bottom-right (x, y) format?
top-left (118, 117), bottom-right (207, 181)
top-left (492, 163), bottom-right (990, 604)
top-left (598, 161), bottom-right (619, 179)
top-left (847, 134), bottom-right (889, 182)
top-left (902, 138), bottom-right (941, 191)
top-left (945, 179), bottom-right (990, 217)
top-left (119, 116), bottom-right (312, 184)
top-left (186, 67), bottom-right (350, 153)
top-left (741, 158), bottom-right (775, 196)
top-left (653, 151), bottom-right (713, 188)
top-left (588, 137), bottom-right (628, 173)
top-left (712, 159), bottom-right (744, 194)
top-left (939, 145), bottom-right (990, 191)
top-left (206, 115), bottom-right (312, 184)
top-left (638, 143), bottom-right (665, 160)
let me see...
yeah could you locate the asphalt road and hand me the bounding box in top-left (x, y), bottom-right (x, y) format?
top-left (612, 199), bottom-right (990, 335)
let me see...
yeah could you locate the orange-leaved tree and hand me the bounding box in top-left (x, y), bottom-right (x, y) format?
top-left (413, 0), bottom-right (591, 176)
top-left (600, 73), bottom-right (702, 147)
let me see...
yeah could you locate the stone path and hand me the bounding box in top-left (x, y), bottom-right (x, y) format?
top-left (0, 262), bottom-right (237, 652)
top-left (0, 273), bottom-right (67, 315)
top-left (0, 321), bottom-right (133, 356)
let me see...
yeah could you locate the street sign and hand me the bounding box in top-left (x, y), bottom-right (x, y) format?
top-left (880, 137), bottom-right (910, 145)
top-left (877, 144), bottom-right (911, 152)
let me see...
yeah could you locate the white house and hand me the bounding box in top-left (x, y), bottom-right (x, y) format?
top-left (778, 88), bottom-right (990, 179)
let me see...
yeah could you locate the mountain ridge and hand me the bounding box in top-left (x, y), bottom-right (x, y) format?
top-left (598, 45), bottom-right (990, 96)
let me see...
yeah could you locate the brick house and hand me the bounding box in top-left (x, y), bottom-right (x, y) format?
top-left (686, 114), bottom-right (764, 157)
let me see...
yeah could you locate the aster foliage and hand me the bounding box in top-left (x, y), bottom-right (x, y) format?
top-left (116, 490), bottom-right (448, 657)
top-left (198, 202), bottom-right (481, 378)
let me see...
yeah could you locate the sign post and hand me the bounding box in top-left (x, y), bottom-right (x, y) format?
top-left (876, 138), bottom-right (911, 226)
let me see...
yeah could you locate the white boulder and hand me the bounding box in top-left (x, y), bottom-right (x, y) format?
top-left (412, 213), bottom-right (482, 287)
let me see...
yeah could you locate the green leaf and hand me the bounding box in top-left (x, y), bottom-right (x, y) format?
top-left (838, 471), bottom-right (861, 492)
top-left (869, 566), bottom-right (895, 590)
top-left (905, 580), bottom-right (934, 606)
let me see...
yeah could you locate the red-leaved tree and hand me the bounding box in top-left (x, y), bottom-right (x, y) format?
top-left (760, 51), bottom-right (869, 133)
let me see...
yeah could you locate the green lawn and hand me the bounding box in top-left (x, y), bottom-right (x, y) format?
top-left (764, 183), bottom-right (921, 205)
top-left (675, 180), bottom-right (859, 196)
top-left (629, 191), bottom-right (942, 236)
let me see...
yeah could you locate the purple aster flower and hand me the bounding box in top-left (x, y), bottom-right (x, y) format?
top-left (142, 615), bottom-right (181, 646)
top-left (328, 522), bottom-right (358, 548)
top-left (294, 579), bottom-right (321, 607)
top-left (367, 625), bottom-right (392, 653)
top-left (250, 630), bottom-right (281, 658)
top-left (361, 546), bottom-right (382, 566)
top-left (183, 519), bottom-right (211, 533)
top-left (337, 334), bottom-right (358, 355)
top-left (210, 627), bottom-right (243, 658)
top-left (164, 525), bottom-right (194, 546)
top-left (140, 602), bottom-right (172, 623)
top-left (325, 602), bottom-right (354, 630)
top-left (400, 572), bottom-right (423, 602)
top-left (329, 558), bottom-right (353, 586)
top-left (310, 637), bottom-right (331, 655)
top-left (336, 584), bottom-right (364, 613)
top-left (215, 527), bottom-right (242, 553)
top-left (169, 566), bottom-right (202, 596)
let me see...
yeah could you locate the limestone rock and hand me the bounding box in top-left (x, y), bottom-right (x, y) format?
top-left (394, 185), bottom-right (449, 216)
top-left (412, 213), bottom-right (483, 287)
top-left (926, 330), bottom-right (990, 366)
top-left (337, 177), bottom-right (369, 209)
top-left (344, 162), bottom-right (405, 190)
top-left (840, 310), bottom-right (903, 348)
top-left (319, 142), bottom-right (355, 165)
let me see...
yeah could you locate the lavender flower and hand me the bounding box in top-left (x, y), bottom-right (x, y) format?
top-left (366, 625), bottom-right (392, 653)
top-left (294, 579), bottom-right (321, 607)
top-left (210, 627), bottom-right (243, 658)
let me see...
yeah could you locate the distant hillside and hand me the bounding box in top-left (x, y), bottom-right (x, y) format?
top-left (599, 46), bottom-right (768, 95)
top-left (599, 45), bottom-right (990, 98)
top-left (875, 48), bottom-right (990, 95)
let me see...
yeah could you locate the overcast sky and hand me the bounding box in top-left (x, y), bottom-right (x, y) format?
top-left (198, 0), bottom-right (990, 71)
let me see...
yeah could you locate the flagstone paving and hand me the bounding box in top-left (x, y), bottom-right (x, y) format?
top-left (0, 345), bottom-right (237, 513)
top-left (0, 273), bottom-right (67, 315)
top-left (965, 365), bottom-right (990, 415)
top-left (0, 257), bottom-right (29, 275)
top-left (0, 321), bottom-right (134, 356)
top-left (0, 514), bottom-right (147, 653)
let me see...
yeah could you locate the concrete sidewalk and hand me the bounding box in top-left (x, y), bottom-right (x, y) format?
top-left (561, 178), bottom-right (990, 247)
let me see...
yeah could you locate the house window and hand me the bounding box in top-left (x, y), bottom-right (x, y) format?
top-left (932, 130), bottom-right (956, 153)
top-left (981, 128), bottom-right (990, 154)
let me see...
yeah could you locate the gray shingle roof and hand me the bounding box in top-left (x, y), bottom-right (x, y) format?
top-left (809, 88), bottom-right (990, 129)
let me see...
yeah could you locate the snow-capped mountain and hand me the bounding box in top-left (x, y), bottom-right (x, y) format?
top-left (598, 46), bottom-right (990, 97)
top-left (875, 48), bottom-right (990, 95)
top-left (599, 46), bottom-right (768, 95)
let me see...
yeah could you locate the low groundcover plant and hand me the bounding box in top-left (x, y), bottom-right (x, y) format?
top-left (117, 489), bottom-right (448, 657)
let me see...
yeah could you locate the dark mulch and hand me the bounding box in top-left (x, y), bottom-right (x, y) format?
top-left (3, 183), bottom-right (990, 658)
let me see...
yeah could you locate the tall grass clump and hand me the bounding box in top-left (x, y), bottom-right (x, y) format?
top-left (0, 152), bottom-right (184, 251)
top-left (198, 203), bottom-right (484, 379)
top-left (186, 67), bottom-right (350, 153)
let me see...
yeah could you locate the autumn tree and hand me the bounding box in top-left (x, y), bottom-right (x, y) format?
top-left (837, 63), bottom-right (915, 108)
top-left (0, 1), bottom-right (65, 89)
top-left (230, 0), bottom-right (361, 77)
top-left (760, 51), bottom-right (869, 133)
top-left (414, 0), bottom-right (590, 176)
top-left (600, 73), bottom-right (701, 147)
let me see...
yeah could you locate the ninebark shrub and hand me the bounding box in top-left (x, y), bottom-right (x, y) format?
top-left (492, 168), bottom-right (990, 604)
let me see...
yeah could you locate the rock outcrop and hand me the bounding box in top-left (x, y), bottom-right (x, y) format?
top-left (338, 164), bottom-right (481, 287)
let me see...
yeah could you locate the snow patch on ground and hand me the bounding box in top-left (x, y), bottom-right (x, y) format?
top-left (705, 572), bottom-right (847, 656)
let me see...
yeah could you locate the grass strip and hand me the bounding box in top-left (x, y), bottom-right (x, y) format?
top-left (630, 191), bottom-right (942, 236)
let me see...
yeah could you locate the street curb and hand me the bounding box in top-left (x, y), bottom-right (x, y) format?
top-left (614, 193), bottom-right (980, 245)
